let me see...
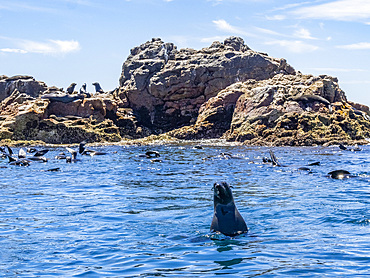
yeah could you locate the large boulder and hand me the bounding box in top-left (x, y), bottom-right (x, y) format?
top-left (119, 37), bottom-right (295, 131)
top-left (168, 73), bottom-right (370, 145)
top-left (0, 91), bottom-right (141, 143)
top-left (0, 75), bottom-right (47, 101)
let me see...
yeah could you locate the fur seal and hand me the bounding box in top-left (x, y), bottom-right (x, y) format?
top-left (41, 93), bottom-right (84, 103)
top-left (55, 152), bottom-right (67, 160)
top-left (269, 150), bottom-right (285, 167)
top-left (66, 147), bottom-right (80, 163)
top-left (92, 82), bottom-right (104, 94)
top-left (339, 143), bottom-right (361, 152)
top-left (140, 151), bottom-right (160, 158)
top-left (210, 181), bottom-right (248, 237)
top-left (66, 83), bottom-right (77, 94)
top-left (3, 146), bottom-right (31, 166)
top-left (80, 83), bottom-right (87, 94)
top-left (328, 170), bottom-right (352, 179)
top-left (43, 168), bottom-right (60, 172)
top-left (79, 141), bottom-right (107, 156)
top-left (26, 147), bottom-right (37, 153)
top-left (290, 94), bottom-right (330, 106)
top-left (17, 148), bottom-right (48, 162)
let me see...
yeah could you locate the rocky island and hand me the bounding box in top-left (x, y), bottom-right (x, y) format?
top-left (1, 36), bottom-right (369, 146)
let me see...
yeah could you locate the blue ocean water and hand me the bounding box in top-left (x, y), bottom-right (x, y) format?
top-left (0, 142), bottom-right (369, 277)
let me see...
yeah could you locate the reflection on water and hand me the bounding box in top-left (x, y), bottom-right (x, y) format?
top-left (0, 142), bottom-right (369, 277)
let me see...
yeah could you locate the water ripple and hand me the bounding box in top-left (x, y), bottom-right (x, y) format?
top-left (0, 144), bottom-right (369, 276)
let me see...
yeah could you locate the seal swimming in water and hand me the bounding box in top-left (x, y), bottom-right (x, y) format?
top-left (139, 150), bottom-right (160, 158)
top-left (339, 143), bottom-right (361, 152)
top-left (328, 170), bottom-right (353, 179)
top-left (210, 181), bottom-right (248, 237)
top-left (269, 150), bottom-right (285, 167)
top-left (66, 147), bottom-right (80, 163)
top-left (79, 141), bottom-right (107, 156)
top-left (3, 146), bottom-right (31, 166)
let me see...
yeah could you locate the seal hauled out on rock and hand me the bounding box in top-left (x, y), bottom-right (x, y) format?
top-left (92, 82), bottom-right (104, 94)
top-left (210, 181), bottom-right (248, 237)
top-left (80, 83), bottom-right (87, 94)
top-left (66, 83), bottom-right (77, 94)
top-left (41, 93), bottom-right (84, 103)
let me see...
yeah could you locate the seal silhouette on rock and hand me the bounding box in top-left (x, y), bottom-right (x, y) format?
top-left (41, 93), bottom-right (84, 103)
top-left (210, 181), bottom-right (248, 237)
top-left (80, 83), bottom-right (87, 94)
top-left (66, 83), bottom-right (77, 94)
top-left (92, 82), bottom-right (104, 94)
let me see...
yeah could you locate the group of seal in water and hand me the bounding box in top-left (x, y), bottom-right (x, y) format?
top-left (265, 149), bottom-right (358, 179)
top-left (210, 145), bottom-right (363, 236)
top-left (0, 141), bottom-right (109, 166)
top-left (339, 143), bottom-right (362, 152)
top-left (1, 143), bottom-right (364, 238)
top-left (0, 145), bottom-right (49, 166)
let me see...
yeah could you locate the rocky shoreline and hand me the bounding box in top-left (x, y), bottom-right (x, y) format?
top-left (1, 37), bottom-right (370, 147)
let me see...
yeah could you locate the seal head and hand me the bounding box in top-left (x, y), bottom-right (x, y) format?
top-left (210, 181), bottom-right (248, 236)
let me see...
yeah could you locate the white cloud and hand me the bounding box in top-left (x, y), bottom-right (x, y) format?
top-left (265, 40), bottom-right (319, 53)
top-left (265, 15), bottom-right (286, 21)
top-left (294, 28), bottom-right (317, 40)
top-left (213, 19), bottom-right (240, 33)
top-left (0, 2), bottom-right (55, 13)
top-left (0, 48), bottom-right (27, 54)
top-left (337, 42), bottom-right (370, 50)
top-left (212, 19), bottom-right (257, 37)
top-left (0, 37), bottom-right (81, 55)
top-left (254, 27), bottom-right (285, 36)
top-left (19, 39), bottom-right (80, 54)
top-left (292, 0), bottom-right (370, 22)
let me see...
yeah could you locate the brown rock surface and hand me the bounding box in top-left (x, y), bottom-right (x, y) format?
top-left (119, 36), bottom-right (295, 131)
top-left (168, 73), bottom-right (370, 146)
top-left (0, 91), bottom-right (140, 143)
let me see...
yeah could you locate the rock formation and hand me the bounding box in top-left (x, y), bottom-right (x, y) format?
top-left (167, 73), bottom-right (370, 145)
top-left (1, 37), bottom-right (369, 145)
top-left (118, 36), bottom-right (295, 131)
top-left (0, 75), bottom-right (47, 102)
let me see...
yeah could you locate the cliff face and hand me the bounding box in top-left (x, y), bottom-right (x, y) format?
top-left (167, 73), bottom-right (370, 145)
top-left (1, 37), bottom-right (369, 145)
top-left (118, 37), bottom-right (295, 131)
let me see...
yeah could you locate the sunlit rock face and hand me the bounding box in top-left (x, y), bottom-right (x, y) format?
top-left (167, 73), bottom-right (370, 146)
top-left (118, 36), bottom-right (295, 131)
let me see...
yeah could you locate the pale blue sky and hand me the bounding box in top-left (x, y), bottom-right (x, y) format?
top-left (1, 0), bottom-right (369, 105)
